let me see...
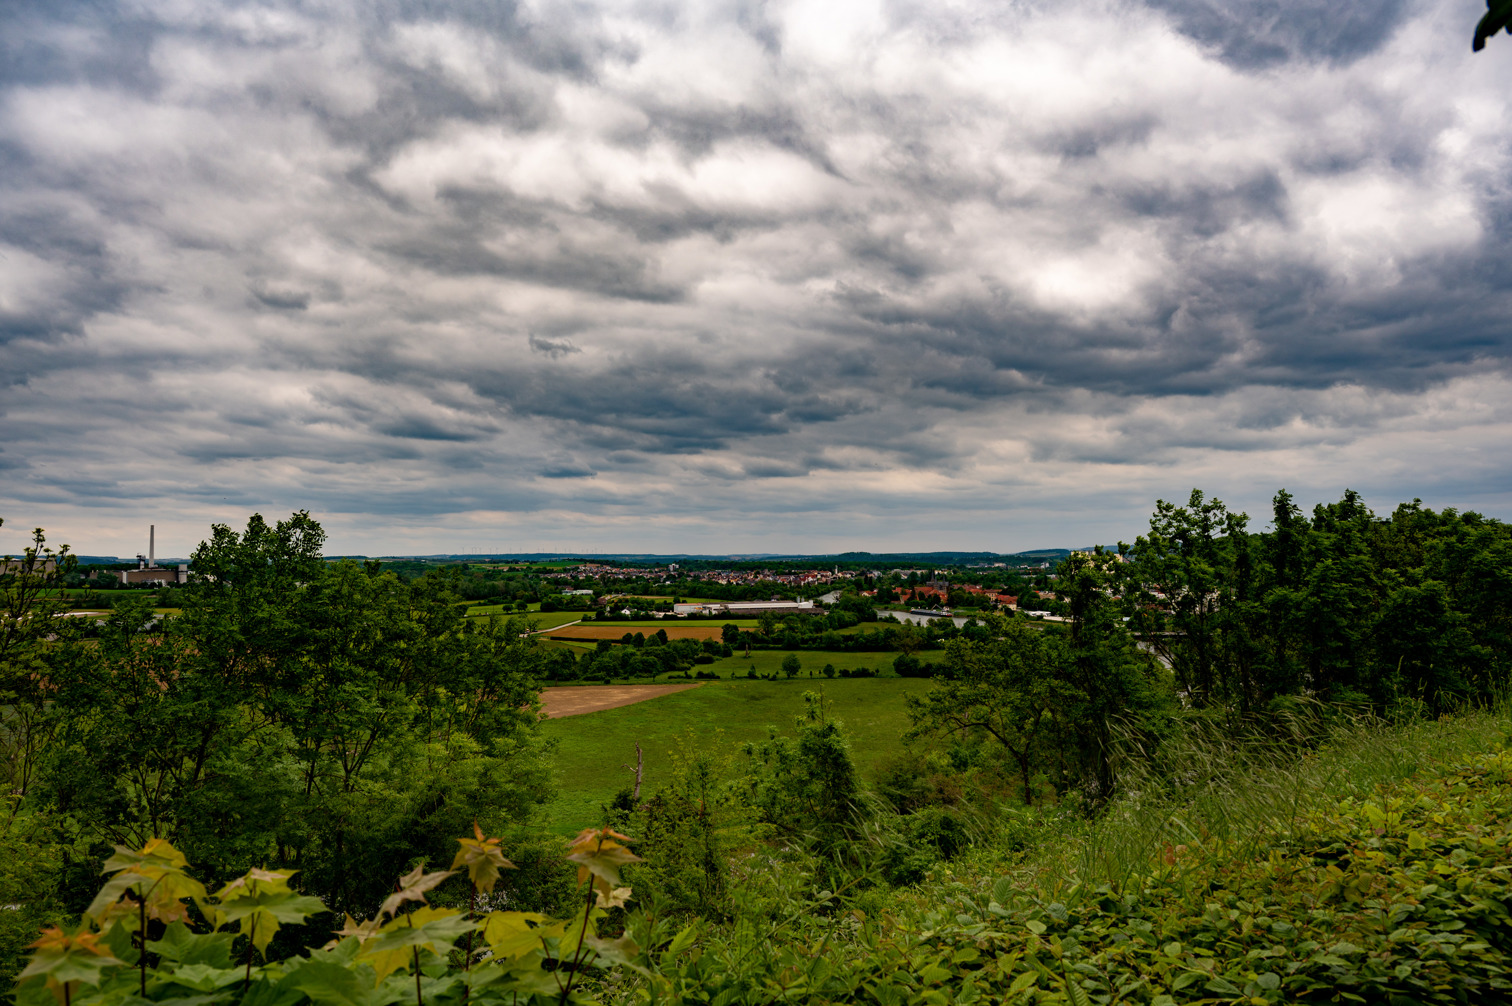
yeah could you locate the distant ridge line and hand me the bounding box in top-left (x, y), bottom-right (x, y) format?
top-left (40, 549), bottom-right (1085, 566)
top-left (323, 548), bottom-right (1077, 563)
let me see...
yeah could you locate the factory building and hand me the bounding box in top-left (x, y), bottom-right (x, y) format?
top-left (672, 600), bottom-right (815, 616)
top-left (120, 525), bottom-right (188, 585)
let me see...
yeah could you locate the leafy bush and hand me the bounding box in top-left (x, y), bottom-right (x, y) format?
top-left (877, 807), bottom-right (972, 887)
top-left (0, 812), bottom-right (70, 988)
top-left (892, 653), bottom-right (925, 678)
top-left (646, 745), bottom-right (1512, 1005)
top-left (10, 828), bottom-right (650, 1006)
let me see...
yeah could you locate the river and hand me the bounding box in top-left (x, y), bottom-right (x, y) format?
top-left (882, 610), bottom-right (975, 628)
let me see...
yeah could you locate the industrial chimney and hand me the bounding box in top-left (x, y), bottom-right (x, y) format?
top-left (149, 525), bottom-right (155, 568)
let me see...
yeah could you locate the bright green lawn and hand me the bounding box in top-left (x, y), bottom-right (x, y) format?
top-left (536, 662), bottom-right (926, 833)
top-left (713, 649), bottom-right (900, 678)
top-left (463, 608), bottom-right (586, 630)
top-left (553, 648), bottom-right (902, 680)
top-left (542, 640), bottom-right (597, 653)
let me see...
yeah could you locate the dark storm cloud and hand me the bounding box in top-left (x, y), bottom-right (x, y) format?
top-left (3, 0), bottom-right (1511, 553)
top-left (0, 200), bottom-right (131, 346)
top-left (250, 284), bottom-right (311, 311)
top-left (1147, 0), bottom-right (1414, 69)
top-left (528, 335), bottom-right (580, 358)
top-left (538, 457), bottom-right (597, 478)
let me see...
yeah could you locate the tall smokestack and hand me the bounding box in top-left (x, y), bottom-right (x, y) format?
top-left (150, 525), bottom-right (155, 568)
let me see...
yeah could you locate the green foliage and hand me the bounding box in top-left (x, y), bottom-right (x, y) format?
top-left (909, 606), bottom-right (1165, 805)
top-left (28, 513), bottom-right (553, 919)
top-left (621, 743), bottom-right (750, 923)
top-left (10, 829), bottom-right (651, 1006)
top-left (11, 499), bottom-right (1512, 1006)
top-left (537, 676), bottom-right (929, 831)
top-left (1124, 489), bottom-right (1512, 714)
top-left (2, 523), bottom-right (76, 809)
top-left (641, 731), bottom-right (1512, 1006)
top-left (737, 692), bottom-right (863, 862)
top-left (876, 807), bottom-right (972, 887)
top-left (0, 811), bottom-right (70, 988)
top-left (1, 525), bottom-right (79, 986)
top-left (496, 838), bottom-right (581, 918)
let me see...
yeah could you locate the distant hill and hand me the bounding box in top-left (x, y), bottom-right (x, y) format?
top-left (826, 551), bottom-right (1000, 562)
top-left (326, 553), bottom-right (787, 563)
top-left (326, 548), bottom-right (1078, 565)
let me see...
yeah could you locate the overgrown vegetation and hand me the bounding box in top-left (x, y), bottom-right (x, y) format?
top-left (4, 491), bottom-right (1512, 1005)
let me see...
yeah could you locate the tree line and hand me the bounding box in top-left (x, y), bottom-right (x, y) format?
top-left (1, 514), bottom-right (566, 979)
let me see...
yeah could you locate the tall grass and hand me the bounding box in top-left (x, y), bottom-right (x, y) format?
top-left (1009, 701), bottom-right (1511, 898)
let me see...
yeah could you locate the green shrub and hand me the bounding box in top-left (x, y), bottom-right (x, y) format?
top-left (8, 828), bottom-right (649, 1006)
top-left (648, 744), bottom-right (1512, 1005)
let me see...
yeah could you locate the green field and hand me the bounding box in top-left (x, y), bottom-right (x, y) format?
top-left (542, 639), bottom-right (597, 652)
top-left (463, 607), bottom-right (586, 630)
top-left (536, 666), bottom-right (926, 833)
top-left (709, 649), bottom-right (900, 677)
top-left (545, 647), bottom-right (903, 679)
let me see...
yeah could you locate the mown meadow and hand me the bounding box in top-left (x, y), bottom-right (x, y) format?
top-left (538, 675), bottom-right (928, 831)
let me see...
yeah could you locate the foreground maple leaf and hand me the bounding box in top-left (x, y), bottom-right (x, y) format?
top-left (565, 826), bottom-right (643, 903)
top-left (379, 863), bottom-right (457, 919)
top-left (450, 821), bottom-right (515, 894)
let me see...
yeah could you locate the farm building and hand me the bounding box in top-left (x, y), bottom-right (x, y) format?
top-left (672, 600), bottom-right (815, 616)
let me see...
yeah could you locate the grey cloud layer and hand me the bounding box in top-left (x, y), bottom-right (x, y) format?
top-left (3, 0), bottom-right (1511, 553)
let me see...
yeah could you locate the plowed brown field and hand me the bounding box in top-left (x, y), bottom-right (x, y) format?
top-left (546, 624), bottom-right (726, 642)
top-left (539, 683), bottom-right (703, 718)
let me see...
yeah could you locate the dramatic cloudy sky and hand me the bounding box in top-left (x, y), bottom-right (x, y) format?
top-left (3, 0), bottom-right (1512, 557)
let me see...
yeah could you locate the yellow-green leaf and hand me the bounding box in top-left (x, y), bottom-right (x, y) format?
top-left (379, 864), bottom-right (456, 919)
top-left (481, 911), bottom-right (558, 962)
top-left (565, 827), bottom-right (643, 896)
top-left (359, 907), bottom-right (475, 982)
top-left (450, 823), bottom-right (516, 894)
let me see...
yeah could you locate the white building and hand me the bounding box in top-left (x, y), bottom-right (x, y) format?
top-left (672, 600), bottom-right (814, 616)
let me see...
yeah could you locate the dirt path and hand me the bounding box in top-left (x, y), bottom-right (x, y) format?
top-left (539, 683), bottom-right (703, 718)
top-left (531, 618), bottom-right (581, 634)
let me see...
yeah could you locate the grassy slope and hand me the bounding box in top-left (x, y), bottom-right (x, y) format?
top-left (536, 674), bottom-right (930, 833)
top-left (664, 708), bottom-right (1512, 1006)
top-left (1002, 706), bottom-right (1512, 899)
